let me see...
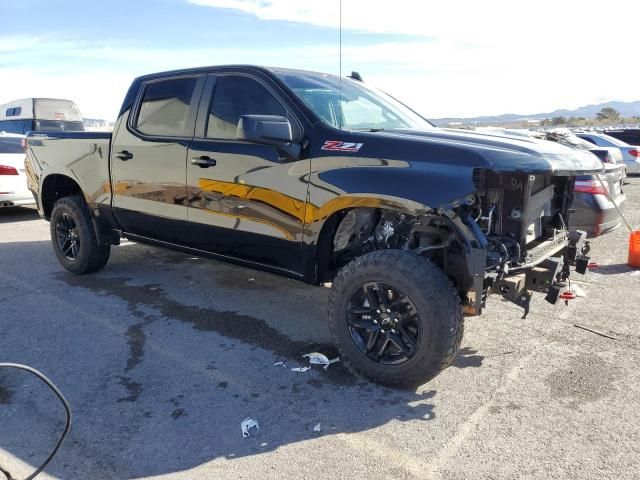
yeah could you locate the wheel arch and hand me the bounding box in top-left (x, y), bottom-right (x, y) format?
top-left (41, 174), bottom-right (119, 246)
top-left (41, 174), bottom-right (82, 219)
top-left (309, 195), bottom-right (459, 284)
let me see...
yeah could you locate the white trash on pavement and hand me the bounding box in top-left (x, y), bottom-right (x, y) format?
top-left (571, 284), bottom-right (587, 297)
top-left (241, 417), bottom-right (260, 438)
top-left (303, 352), bottom-right (340, 370)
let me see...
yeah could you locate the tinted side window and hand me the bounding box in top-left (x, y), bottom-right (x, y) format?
top-left (35, 120), bottom-right (85, 132)
top-left (580, 136), bottom-right (598, 146)
top-left (5, 107), bottom-right (22, 117)
top-left (0, 120), bottom-right (33, 134)
top-left (207, 76), bottom-right (287, 139)
top-left (0, 137), bottom-right (24, 154)
top-left (136, 77), bottom-right (198, 137)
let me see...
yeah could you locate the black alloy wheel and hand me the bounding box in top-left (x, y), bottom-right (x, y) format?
top-left (328, 250), bottom-right (464, 387)
top-left (346, 282), bottom-right (421, 365)
top-left (55, 212), bottom-right (80, 260)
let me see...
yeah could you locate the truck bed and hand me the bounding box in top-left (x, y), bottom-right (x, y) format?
top-left (26, 131), bottom-right (113, 211)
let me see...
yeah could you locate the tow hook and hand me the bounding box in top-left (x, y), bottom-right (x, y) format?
top-left (545, 284), bottom-right (578, 306)
top-left (559, 290), bottom-right (577, 305)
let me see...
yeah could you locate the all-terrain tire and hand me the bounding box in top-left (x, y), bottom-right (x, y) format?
top-left (328, 250), bottom-right (463, 387)
top-left (50, 195), bottom-right (111, 274)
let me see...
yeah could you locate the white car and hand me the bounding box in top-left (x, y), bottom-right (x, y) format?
top-left (0, 133), bottom-right (34, 208)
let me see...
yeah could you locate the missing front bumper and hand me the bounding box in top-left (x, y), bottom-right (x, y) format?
top-left (486, 230), bottom-right (590, 318)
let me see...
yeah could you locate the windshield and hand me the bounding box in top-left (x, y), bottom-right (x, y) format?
top-left (34, 99), bottom-right (83, 122)
top-left (275, 71), bottom-right (433, 131)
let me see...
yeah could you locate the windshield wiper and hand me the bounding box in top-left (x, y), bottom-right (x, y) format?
top-left (352, 128), bottom-right (385, 132)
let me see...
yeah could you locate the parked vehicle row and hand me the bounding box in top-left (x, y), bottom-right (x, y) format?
top-left (477, 127), bottom-right (627, 236)
top-left (575, 131), bottom-right (640, 174)
top-left (539, 129), bottom-right (627, 236)
top-left (602, 128), bottom-right (640, 148)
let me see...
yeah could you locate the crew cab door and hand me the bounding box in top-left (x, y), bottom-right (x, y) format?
top-left (185, 72), bottom-right (309, 274)
top-left (110, 74), bottom-right (205, 242)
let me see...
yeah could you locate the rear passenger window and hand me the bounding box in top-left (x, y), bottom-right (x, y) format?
top-left (207, 76), bottom-right (287, 139)
top-left (5, 107), bottom-right (22, 117)
top-left (136, 77), bottom-right (198, 137)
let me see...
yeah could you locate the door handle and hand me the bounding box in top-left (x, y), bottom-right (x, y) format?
top-left (115, 150), bottom-right (133, 161)
top-left (191, 156), bottom-right (217, 168)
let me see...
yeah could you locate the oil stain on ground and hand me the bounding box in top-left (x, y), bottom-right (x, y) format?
top-left (125, 323), bottom-right (146, 372)
top-left (56, 272), bottom-right (354, 385)
top-left (0, 384), bottom-right (13, 405)
top-left (117, 376), bottom-right (143, 403)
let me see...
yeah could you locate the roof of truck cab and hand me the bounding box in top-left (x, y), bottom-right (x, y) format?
top-left (133, 65), bottom-right (335, 81)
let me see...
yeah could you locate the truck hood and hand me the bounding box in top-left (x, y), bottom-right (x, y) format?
top-left (375, 127), bottom-right (604, 175)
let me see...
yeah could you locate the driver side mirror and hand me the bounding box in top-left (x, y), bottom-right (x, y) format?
top-left (237, 115), bottom-right (293, 147)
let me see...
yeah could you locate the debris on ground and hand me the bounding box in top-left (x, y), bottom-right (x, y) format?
top-left (290, 367), bottom-right (311, 372)
top-left (313, 423), bottom-right (322, 432)
top-left (241, 417), bottom-right (260, 438)
top-left (248, 278), bottom-right (255, 282)
top-left (273, 361), bottom-right (287, 368)
top-left (570, 284), bottom-right (587, 297)
top-left (574, 324), bottom-right (617, 340)
top-left (303, 352), bottom-right (340, 370)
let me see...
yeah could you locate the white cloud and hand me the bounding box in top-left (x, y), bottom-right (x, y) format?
top-left (188, 0), bottom-right (638, 46)
top-left (183, 0), bottom-right (640, 117)
top-left (3, 1), bottom-right (640, 120)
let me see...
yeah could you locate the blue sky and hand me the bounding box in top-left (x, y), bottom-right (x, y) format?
top-left (2, 0), bottom-right (639, 120)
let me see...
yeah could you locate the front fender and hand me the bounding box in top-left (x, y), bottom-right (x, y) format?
top-left (307, 156), bottom-right (477, 225)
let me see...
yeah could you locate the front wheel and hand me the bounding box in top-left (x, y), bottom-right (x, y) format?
top-left (50, 195), bottom-right (111, 274)
top-left (328, 250), bottom-right (463, 387)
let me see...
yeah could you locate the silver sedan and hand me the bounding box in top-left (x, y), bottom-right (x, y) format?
top-left (576, 131), bottom-right (640, 174)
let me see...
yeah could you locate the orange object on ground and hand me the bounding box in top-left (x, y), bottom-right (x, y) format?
top-left (629, 230), bottom-right (640, 268)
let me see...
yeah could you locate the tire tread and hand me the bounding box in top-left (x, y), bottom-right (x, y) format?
top-left (50, 194), bottom-right (110, 274)
top-left (328, 250), bottom-right (463, 387)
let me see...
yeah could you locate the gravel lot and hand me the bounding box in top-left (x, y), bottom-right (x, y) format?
top-left (1, 178), bottom-right (639, 480)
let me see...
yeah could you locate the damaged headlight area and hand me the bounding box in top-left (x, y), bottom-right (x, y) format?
top-left (449, 170), bottom-right (592, 317)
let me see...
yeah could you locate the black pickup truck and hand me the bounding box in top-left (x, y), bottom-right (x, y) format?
top-left (25, 65), bottom-right (601, 386)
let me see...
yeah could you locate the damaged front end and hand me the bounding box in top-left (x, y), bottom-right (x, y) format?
top-left (326, 171), bottom-right (593, 319)
top-left (441, 170), bottom-right (592, 317)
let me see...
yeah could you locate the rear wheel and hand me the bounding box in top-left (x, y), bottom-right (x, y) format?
top-left (328, 250), bottom-right (463, 387)
top-left (50, 195), bottom-right (110, 274)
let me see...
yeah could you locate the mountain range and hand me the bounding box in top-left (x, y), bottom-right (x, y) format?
top-left (431, 100), bottom-right (640, 126)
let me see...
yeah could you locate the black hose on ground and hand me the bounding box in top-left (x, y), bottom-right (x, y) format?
top-left (0, 363), bottom-right (71, 480)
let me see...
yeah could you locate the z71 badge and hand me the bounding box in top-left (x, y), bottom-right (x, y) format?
top-left (321, 140), bottom-right (363, 152)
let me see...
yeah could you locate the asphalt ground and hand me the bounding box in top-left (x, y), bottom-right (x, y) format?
top-left (1, 178), bottom-right (639, 479)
